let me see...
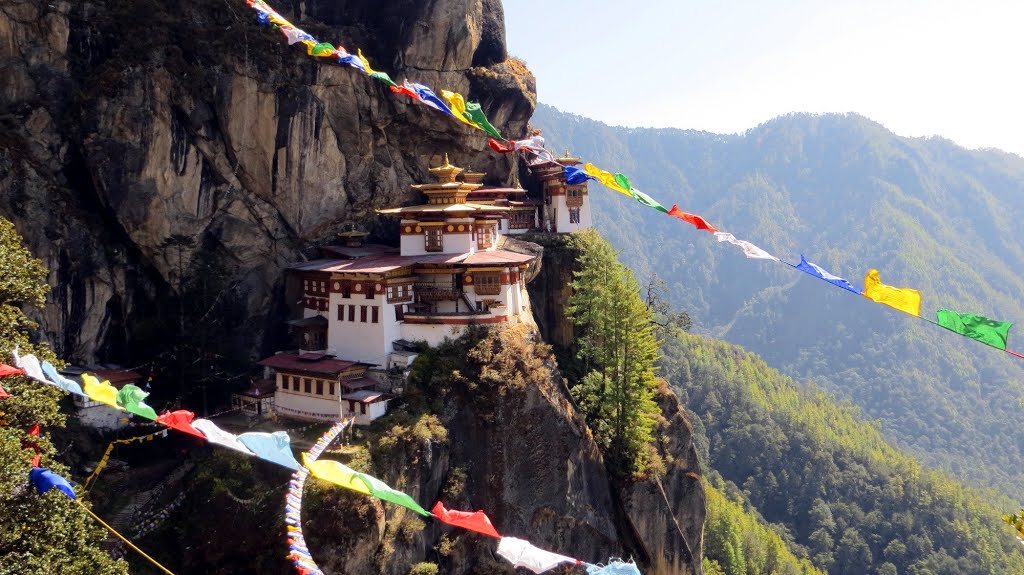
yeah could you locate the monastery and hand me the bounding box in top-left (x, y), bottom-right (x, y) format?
top-left (257, 153), bottom-right (591, 423)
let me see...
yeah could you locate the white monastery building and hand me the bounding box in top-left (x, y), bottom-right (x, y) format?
top-left (260, 154), bottom-right (591, 423)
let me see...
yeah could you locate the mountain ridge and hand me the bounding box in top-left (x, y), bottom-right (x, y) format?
top-left (531, 102), bottom-right (1024, 500)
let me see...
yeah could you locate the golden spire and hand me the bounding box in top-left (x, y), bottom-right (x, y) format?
top-left (429, 153), bottom-right (463, 183)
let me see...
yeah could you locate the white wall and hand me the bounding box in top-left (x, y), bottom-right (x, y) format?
top-left (78, 406), bottom-right (127, 431)
top-left (275, 388), bottom-right (343, 421)
top-left (400, 322), bottom-right (469, 347)
top-left (327, 290), bottom-right (394, 366)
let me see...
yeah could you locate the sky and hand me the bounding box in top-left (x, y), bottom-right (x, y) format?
top-left (503, 0), bottom-right (1024, 156)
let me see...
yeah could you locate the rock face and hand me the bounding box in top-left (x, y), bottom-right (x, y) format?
top-left (301, 325), bottom-right (704, 575)
top-left (0, 0), bottom-right (535, 362)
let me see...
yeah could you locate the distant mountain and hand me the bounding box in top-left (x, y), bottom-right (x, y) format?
top-left (531, 104), bottom-right (1024, 499)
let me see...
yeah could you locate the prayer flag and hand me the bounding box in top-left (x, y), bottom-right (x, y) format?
top-left (309, 42), bottom-right (335, 57)
top-left (353, 472), bottom-right (431, 516)
top-left (29, 468), bottom-right (75, 499)
top-left (667, 204), bottom-right (718, 233)
top-left (303, 454), bottom-right (371, 495)
top-left (157, 410), bottom-right (207, 440)
top-left (370, 71), bottom-right (399, 88)
top-left (40, 361), bottom-right (86, 397)
top-left (565, 166), bottom-right (598, 185)
top-left (463, 100), bottom-right (506, 141)
top-left (0, 363), bottom-right (25, 378)
top-left (238, 431), bottom-right (302, 470)
top-left (441, 90), bottom-right (483, 129)
top-left (496, 537), bottom-right (578, 574)
top-left (630, 188), bottom-right (669, 213)
top-left (390, 80), bottom-right (421, 100)
top-left (862, 269), bottom-right (921, 316)
top-left (82, 374), bottom-right (123, 409)
top-left (281, 26), bottom-right (313, 46)
top-left (489, 138), bottom-right (515, 153)
top-left (432, 501), bottom-right (501, 538)
top-left (714, 232), bottom-right (779, 261)
top-left (116, 384), bottom-right (158, 420)
top-left (936, 310), bottom-right (1012, 350)
top-left (356, 49), bottom-right (375, 74)
top-left (513, 136), bottom-right (554, 161)
top-left (12, 350), bottom-right (46, 382)
top-left (338, 54), bottom-right (366, 72)
top-left (582, 164), bottom-right (632, 197)
top-left (193, 419), bottom-right (255, 455)
top-left (0, 384), bottom-right (7, 398)
top-left (410, 83), bottom-right (455, 116)
top-left (794, 255), bottom-right (858, 293)
top-left (585, 561), bottom-right (643, 575)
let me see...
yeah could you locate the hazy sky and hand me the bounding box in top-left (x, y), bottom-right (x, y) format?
top-left (503, 0), bottom-right (1024, 156)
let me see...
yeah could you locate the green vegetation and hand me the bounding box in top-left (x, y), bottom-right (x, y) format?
top-left (661, 330), bottom-right (1024, 574)
top-left (565, 230), bottom-right (661, 478)
top-left (703, 477), bottom-right (822, 575)
top-left (535, 104), bottom-right (1024, 499)
top-left (408, 562), bottom-right (439, 575)
top-left (0, 218), bottom-right (127, 575)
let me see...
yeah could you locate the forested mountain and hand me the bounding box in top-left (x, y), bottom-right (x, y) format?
top-left (662, 331), bottom-right (1024, 574)
top-left (532, 104), bottom-right (1024, 499)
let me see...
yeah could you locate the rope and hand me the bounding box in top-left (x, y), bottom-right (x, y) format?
top-left (74, 499), bottom-right (176, 575)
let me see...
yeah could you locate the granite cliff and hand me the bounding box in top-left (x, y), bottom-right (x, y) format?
top-left (1, 0), bottom-right (534, 362)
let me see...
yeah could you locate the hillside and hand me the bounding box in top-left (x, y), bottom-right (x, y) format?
top-left (531, 103), bottom-right (1024, 499)
top-left (662, 331), bottom-right (1024, 574)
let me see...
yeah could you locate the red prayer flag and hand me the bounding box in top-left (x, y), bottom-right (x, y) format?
top-left (668, 204), bottom-right (718, 233)
top-left (23, 425), bottom-right (40, 466)
top-left (0, 385), bottom-right (8, 399)
top-left (431, 501), bottom-right (501, 539)
top-left (157, 410), bottom-right (207, 440)
top-left (488, 138), bottom-right (515, 154)
top-left (0, 364), bottom-right (26, 378)
top-left (389, 85), bottom-right (420, 100)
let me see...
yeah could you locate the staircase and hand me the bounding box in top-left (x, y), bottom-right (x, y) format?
top-left (101, 461), bottom-right (195, 554)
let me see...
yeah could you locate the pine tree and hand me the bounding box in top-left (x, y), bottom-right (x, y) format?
top-left (566, 230), bottom-right (661, 478)
top-left (0, 217), bottom-right (127, 574)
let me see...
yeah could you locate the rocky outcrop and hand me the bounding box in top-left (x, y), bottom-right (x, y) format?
top-left (297, 326), bottom-right (704, 575)
top-left (0, 0), bottom-right (535, 362)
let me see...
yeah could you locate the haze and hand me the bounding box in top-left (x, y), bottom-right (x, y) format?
top-left (504, 0), bottom-right (1024, 156)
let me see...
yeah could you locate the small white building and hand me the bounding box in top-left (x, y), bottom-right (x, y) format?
top-left (531, 151), bottom-right (593, 232)
top-left (258, 353), bottom-right (393, 423)
top-left (65, 367), bottom-right (143, 431)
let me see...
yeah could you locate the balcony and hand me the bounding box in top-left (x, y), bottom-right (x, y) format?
top-left (414, 284), bottom-right (460, 302)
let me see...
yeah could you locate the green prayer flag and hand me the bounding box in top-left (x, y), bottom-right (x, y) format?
top-left (463, 101), bottom-right (505, 141)
top-left (613, 172), bottom-right (633, 193)
top-left (370, 71), bottom-right (399, 88)
top-left (936, 309), bottom-right (1012, 350)
top-left (631, 189), bottom-right (669, 213)
top-left (354, 472), bottom-right (431, 516)
top-left (116, 384), bottom-right (158, 420)
top-left (310, 42), bottom-right (335, 56)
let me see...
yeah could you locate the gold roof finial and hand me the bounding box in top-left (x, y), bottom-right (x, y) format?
top-left (429, 153), bottom-right (463, 183)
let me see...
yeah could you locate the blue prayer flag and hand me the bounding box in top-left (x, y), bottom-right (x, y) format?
top-left (338, 54), bottom-right (366, 72)
top-left (411, 83), bottom-right (455, 117)
top-left (29, 468), bottom-right (76, 499)
top-left (565, 166), bottom-right (598, 186)
top-left (238, 431), bottom-right (302, 471)
top-left (795, 255), bottom-right (859, 293)
top-left (40, 361), bottom-right (86, 397)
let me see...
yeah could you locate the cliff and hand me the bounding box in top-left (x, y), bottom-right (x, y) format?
top-left (0, 0), bottom-right (535, 363)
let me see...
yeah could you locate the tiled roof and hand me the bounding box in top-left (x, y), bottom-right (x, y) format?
top-left (376, 203), bottom-right (511, 214)
top-left (462, 250), bottom-right (536, 265)
top-left (340, 390), bottom-right (392, 403)
top-left (320, 244), bottom-right (398, 259)
top-left (257, 353), bottom-right (368, 375)
top-left (90, 369), bottom-right (143, 386)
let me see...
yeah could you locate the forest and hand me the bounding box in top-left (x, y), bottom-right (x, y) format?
top-left (532, 103), bottom-right (1024, 500)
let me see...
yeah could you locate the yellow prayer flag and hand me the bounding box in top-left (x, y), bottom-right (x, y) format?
top-left (82, 374), bottom-right (123, 409)
top-left (268, 13), bottom-right (289, 26)
top-left (440, 90), bottom-right (482, 128)
top-left (356, 49), bottom-right (375, 74)
top-left (862, 269), bottom-right (921, 317)
top-left (302, 454), bottom-right (371, 495)
top-left (582, 163), bottom-right (632, 197)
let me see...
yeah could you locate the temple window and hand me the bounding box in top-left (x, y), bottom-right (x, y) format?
top-left (476, 225), bottom-right (494, 249)
top-left (425, 228), bottom-right (443, 252)
top-left (475, 273), bottom-right (502, 296)
top-left (569, 207), bottom-right (581, 224)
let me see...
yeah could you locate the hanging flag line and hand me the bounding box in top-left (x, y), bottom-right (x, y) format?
top-left (83, 429), bottom-right (170, 489)
top-left (238, 0), bottom-right (1021, 364)
top-left (3, 358), bottom-right (642, 574)
top-left (285, 418), bottom-right (351, 575)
